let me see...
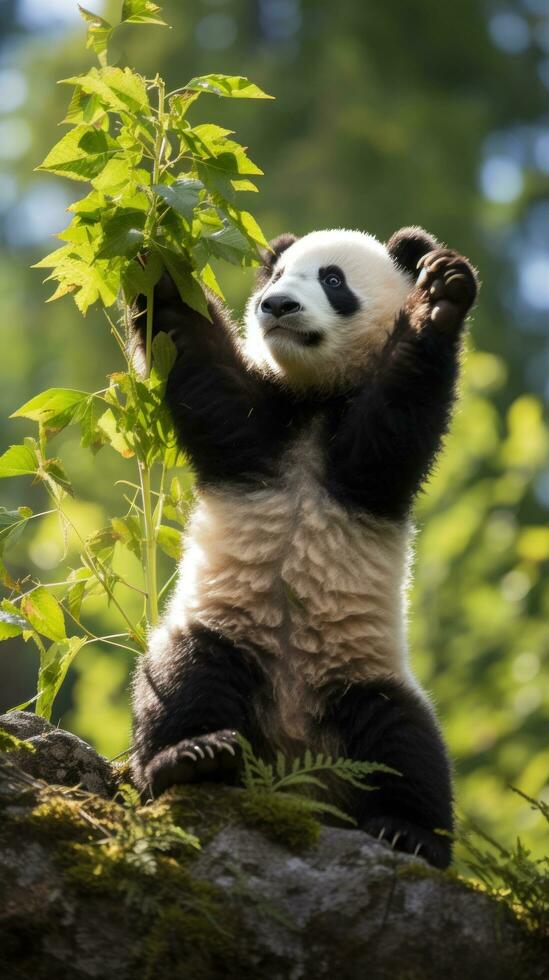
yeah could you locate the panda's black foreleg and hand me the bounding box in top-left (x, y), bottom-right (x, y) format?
top-left (325, 678), bottom-right (453, 869)
top-left (131, 625), bottom-right (266, 798)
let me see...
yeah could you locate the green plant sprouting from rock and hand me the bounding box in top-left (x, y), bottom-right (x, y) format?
top-left (0, 0), bottom-right (273, 719)
top-left (238, 734), bottom-right (398, 827)
top-left (458, 787), bottom-right (549, 937)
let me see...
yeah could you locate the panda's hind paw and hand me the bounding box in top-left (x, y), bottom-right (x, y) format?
top-left (362, 815), bottom-right (452, 869)
top-left (415, 248), bottom-right (478, 330)
top-left (144, 729), bottom-right (242, 797)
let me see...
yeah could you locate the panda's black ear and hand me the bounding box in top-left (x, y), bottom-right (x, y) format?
top-left (256, 233), bottom-right (298, 286)
top-left (386, 226), bottom-right (439, 281)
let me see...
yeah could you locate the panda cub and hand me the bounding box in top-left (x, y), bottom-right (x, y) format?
top-left (131, 226), bottom-right (478, 869)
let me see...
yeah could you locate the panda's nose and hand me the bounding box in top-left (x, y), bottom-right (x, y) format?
top-left (261, 294), bottom-right (302, 318)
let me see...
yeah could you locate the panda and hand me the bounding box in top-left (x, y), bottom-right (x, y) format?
top-left (131, 225), bottom-right (478, 870)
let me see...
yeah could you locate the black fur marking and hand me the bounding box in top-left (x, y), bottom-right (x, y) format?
top-left (132, 625), bottom-right (268, 795)
top-left (134, 273), bottom-right (312, 486)
top-left (319, 264), bottom-right (360, 316)
top-left (256, 232), bottom-right (299, 288)
top-left (323, 678), bottom-right (453, 869)
top-left (386, 225), bottom-right (439, 281)
top-left (323, 247), bottom-right (478, 520)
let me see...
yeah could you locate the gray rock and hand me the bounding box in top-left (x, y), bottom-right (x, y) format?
top-left (192, 823), bottom-right (543, 980)
top-left (0, 710), bottom-right (116, 797)
top-left (0, 709), bottom-right (54, 739)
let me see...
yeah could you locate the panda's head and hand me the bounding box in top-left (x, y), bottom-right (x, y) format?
top-left (244, 226), bottom-right (438, 389)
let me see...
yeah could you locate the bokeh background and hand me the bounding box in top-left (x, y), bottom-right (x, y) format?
top-left (0, 0), bottom-right (547, 857)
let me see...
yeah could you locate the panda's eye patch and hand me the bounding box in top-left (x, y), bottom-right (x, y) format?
top-left (320, 266), bottom-right (344, 289)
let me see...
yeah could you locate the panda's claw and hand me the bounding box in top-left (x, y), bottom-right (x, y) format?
top-left (144, 729), bottom-right (242, 796)
top-left (363, 817), bottom-right (452, 869)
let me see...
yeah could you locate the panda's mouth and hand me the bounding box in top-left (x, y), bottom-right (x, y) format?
top-left (265, 324), bottom-right (323, 348)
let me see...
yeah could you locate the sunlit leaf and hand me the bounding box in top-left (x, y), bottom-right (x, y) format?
top-left (60, 67), bottom-right (150, 113)
top-left (121, 0), bottom-right (167, 26)
top-left (185, 74), bottom-right (273, 100)
top-left (157, 525), bottom-right (181, 560)
top-left (0, 608), bottom-right (30, 640)
top-left (0, 443), bottom-right (39, 479)
top-left (97, 409), bottom-right (135, 458)
top-left (21, 588), bottom-right (66, 643)
top-left (36, 637), bottom-right (87, 721)
top-left (78, 5), bottom-right (113, 66)
top-left (0, 506), bottom-right (33, 554)
top-left (36, 126), bottom-right (118, 182)
top-left (111, 516), bottom-right (142, 559)
top-left (11, 389), bottom-right (89, 432)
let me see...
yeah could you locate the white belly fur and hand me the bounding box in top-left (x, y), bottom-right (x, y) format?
top-left (155, 431), bottom-right (420, 742)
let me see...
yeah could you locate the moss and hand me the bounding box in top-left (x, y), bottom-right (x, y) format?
top-left (0, 727), bottom-right (35, 753)
top-left (140, 875), bottom-right (252, 980)
top-left (239, 790), bottom-right (321, 849)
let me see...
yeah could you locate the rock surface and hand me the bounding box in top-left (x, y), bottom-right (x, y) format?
top-left (0, 713), bottom-right (546, 980)
top-left (0, 710), bottom-right (116, 797)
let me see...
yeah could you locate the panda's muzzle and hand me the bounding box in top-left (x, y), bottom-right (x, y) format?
top-left (260, 294), bottom-right (302, 318)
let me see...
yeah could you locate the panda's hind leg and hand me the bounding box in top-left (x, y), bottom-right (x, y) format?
top-left (324, 678), bottom-right (453, 869)
top-left (131, 625), bottom-right (266, 798)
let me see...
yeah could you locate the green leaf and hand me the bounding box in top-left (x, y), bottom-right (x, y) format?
top-left (78, 396), bottom-right (105, 453)
top-left (41, 458), bottom-right (73, 496)
top-left (157, 525), bottom-right (181, 560)
top-left (159, 250), bottom-right (210, 319)
top-left (68, 190), bottom-right (108, 218)
top-left (92, 158), bottom-right (135, 194)
top-left (78, 6), bottom-right (113, 67)
top-left (0, 506), bottom-right (33, 554)
top-left (0, 608), bottom-right (31, 641)
top-left (122, 251), bottom-right (164, 302)
top-left (11, 389), bottom-right (89, 432)
top-left (152, 178), bottom-right (203, 224)
top-left (60, 67), bottom-right (150, 114)
top-left (97, 409), bottom-right (135, 458)
top-left (230, 207), bottom-right (270, 249)
top-left (121, 0), bottom-right (167, 25)
top-left (0, 443), bottom-right (39, 479)
top-left (151, 332), bottom-right (177, 380)
top-left (36, 637), bottom-right (86, 721)
top-left (36, 126), bottom-right (118, 182)
top-left (21, 588), bottom-right (66, 643)
top-left (96, 210), bottom-right (145, 259)
top-left (111, 516), bottom-right (142, 559)
top-left (185, 75), bottom-right (273, 100)
top-left (63, 87), bottom-right (108, 127)
top-left (87, 526), bottom-right (117, 563)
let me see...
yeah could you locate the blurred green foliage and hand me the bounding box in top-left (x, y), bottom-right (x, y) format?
top-left (0, 0), bottom-right (547, 861)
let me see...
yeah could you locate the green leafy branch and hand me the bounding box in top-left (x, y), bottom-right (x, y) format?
top-left (0, 1), bottom-right (273, 722)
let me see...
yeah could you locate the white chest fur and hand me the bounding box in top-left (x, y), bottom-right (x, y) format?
top-left (161, 431), bottom-right (416, 738)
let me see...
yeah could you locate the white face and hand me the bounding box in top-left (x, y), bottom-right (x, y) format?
top-left (244, 229), bottom-right (413, 389)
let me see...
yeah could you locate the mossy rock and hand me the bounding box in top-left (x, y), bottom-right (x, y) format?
top-left (0, 739), bottom-right (546, 980)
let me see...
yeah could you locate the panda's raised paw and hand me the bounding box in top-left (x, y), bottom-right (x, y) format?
top-left (362, 815), bottom-right (451, 870)
top-left (415, 248), bottom-right (478, 330)
top-left (144, 729), bottom-right (242, 797)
